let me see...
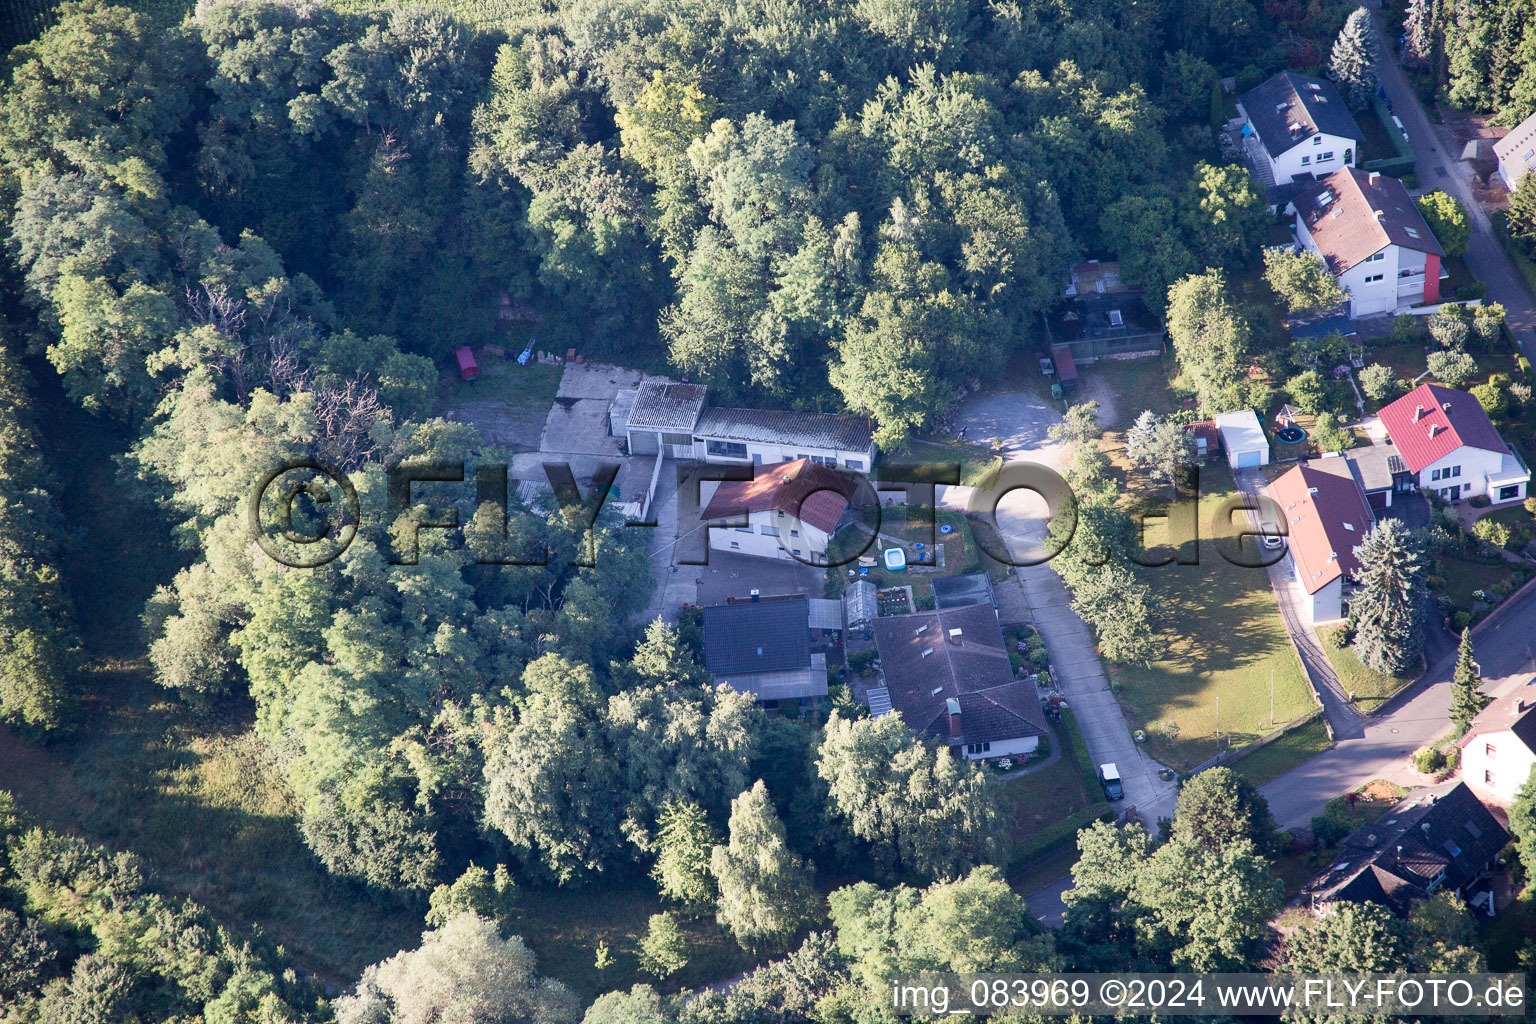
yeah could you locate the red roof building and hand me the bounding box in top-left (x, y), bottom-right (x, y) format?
top-left (1377, 384), bottom-right (1529, 504)
top-left (700, 459), bottom-right (859, 562)
top-left (1267, 463), bottom-right (1376, 622)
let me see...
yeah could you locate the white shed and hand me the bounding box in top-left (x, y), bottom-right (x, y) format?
top-left (1214, 410), bottom-right (1269, 470)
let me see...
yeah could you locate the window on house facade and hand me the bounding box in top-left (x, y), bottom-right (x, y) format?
top-left (707, 439), bottom-right (748, 459)
top-left (760, 525), bottom-right (780, 537)
top-left (1486, 770), bottom-right (1496, 784)
top-left (1364, 273), bottom-right (1384, 283)
top-left (1449, 465), bottom-right (1460, 478)
top-left (1313, 136), bottom-right (1322, 145)
top-left (1321, 151), bottom-right (1334, 160)
top-left (1501, 484), bottom-right (1521, 500)
top-left (1301, 155), bottom-right (1311, 165)
top-left (1431, 468), bottom-right (1442, 481)
top-left (1486, 743), bottom-right (1497, 757)
top-left (792, 549), bottom-right (802, 556)
top-left (966, 742), bottom-right (991, 754)
top-left (736, 525), bottom-right (753, 533)
top-left (846, 459), bottom-right (864, 469)
top-left (730, 541), bottom-right (740, 549)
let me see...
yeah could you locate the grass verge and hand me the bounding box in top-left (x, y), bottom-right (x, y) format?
top-left (1316, 625), bottom-right (1417, 711)
top-left (1231, 717), bottom-right (1334, 787)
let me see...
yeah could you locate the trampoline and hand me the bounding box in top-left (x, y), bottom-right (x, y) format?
top-left (1276, 425), bottom-right (1307, 445)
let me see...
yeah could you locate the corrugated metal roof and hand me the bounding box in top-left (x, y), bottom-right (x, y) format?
top-left (867, 686), bottom-right (894, 717)
top-left (695, 407), bottom-right (873, 453)
top-left (626, 381), bottom-right (706, 431)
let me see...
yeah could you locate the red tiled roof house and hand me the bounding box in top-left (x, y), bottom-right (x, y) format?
top-left (1377, 383), bottom-right (1529, 504)
top-left (1267, 462), bottom-right (1376, 622)
top-left (1293, 167), bottom-right (1446, 318)
top-left (700, 459), bottom-right (858, 563)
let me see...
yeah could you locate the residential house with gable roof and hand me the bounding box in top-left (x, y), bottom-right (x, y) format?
top-left (1493, 110), bottom-right (1536, 193)
top-left (871, 604), bottom-right (1048, 761)
top-left (1293, 167), bottom-right (1446, 318)
top-left (700, 458), bottom-right (859, 562)
top-left (1267, 462), bottom-right (1377, 622)
top-left (1302, 780), bottom-right (1508, 917)
top-left (1377, 383), bottom-right (1529, 503)
top-left (701, 596), bottom-right (828, 707)
top-left (1239, 72), bottom-right (1363, 187)
top-left (1458, 681), bottom-right (1536, 807)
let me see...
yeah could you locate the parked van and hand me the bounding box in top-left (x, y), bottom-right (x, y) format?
top-left (1099, 763), bottom-right (1123, 801)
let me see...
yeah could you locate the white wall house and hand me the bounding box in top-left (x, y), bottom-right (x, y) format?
top-left (1378, 384), bottom-right (1530, 503)
top-left (700, 459), bottom-right (856, 563)
top-left (1239, 72), bottom-right (1363, 186)
top-left (1458, 685), bottom-right (1536, 807)
top-left (616, 381), bottom-right (876, 470)
top-left (1293, 168), bottom-right (1446, 318)
top-left (1268, 463), bottom-right (1376, 623)
top-left (1493, 110), bottom-right (1536, 193)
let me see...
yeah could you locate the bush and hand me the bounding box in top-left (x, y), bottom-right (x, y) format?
top-left (1469, 494), bottom-right (1491, 508)
top-left (1326, 624), bottom-right (1355, 648)
top-left (1455, 282), bottom-right (1487, 301)
top-left (1520, 355), bottom-right (1535, 380)
top-left (1452, 610), bottom-right (1473, 630)
top-left (1392, 313), bottom-right (1426, 344)
top-left (1310, 814), bottom-right (1350, 847)
top-left (1411, 745), bottom-right (1447, 774)
top-left (1524, 497), bottom-right (1536, 515)
top-left (1472, 518), bottom-right (1512, 547)
top-left (1285, 369), bottom-right (1327, 414)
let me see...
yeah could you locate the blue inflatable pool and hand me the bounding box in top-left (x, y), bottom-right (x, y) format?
top-left (883, 548), bottom-right (907, 571)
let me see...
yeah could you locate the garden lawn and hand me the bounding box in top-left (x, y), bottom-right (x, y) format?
top-left (1105, 463), bottom-right (1316, 770)
top-left (826, 506), bottom-right (992, 597)
top-left (1316, 625), bottom-right (1417, 711)
top-left (1231, 718), bottom-right (1333, 787)
top-left (436, 356), bottom-right (563, 450)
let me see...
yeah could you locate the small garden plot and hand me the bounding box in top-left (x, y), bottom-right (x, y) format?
top-left (1431, 553), bottom-right (1531, 630)
top-left (877, 586), bottom-right (913, 616)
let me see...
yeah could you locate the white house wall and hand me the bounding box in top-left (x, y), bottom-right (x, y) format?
top-left (955, 735), bottom-right (1039, 761)
top-left (695, 438), bottom-right (876, 471)
top-left (1267, 132), bottom-right (1358, 185)
top-left (1417, 446), bottom-right (1509, 501)
top-left (1460, 732), bottom-right (1536, 806)
top-left (707, 508), bottom-right (834, 561)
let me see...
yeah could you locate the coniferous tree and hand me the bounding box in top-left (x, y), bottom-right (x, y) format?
top-left (1330, 7), bottom-right (1380, 110)
top-left (651, 801), bottom-right (720, 916)
top-left (1350, 519), bottom-right (1427, 676)
top-left (1403, 0), bottom-right (1436, 67)
top-left (1449, 628), bottom-right (1491, 733)
top-left (1510, 172), bottom-right (1536, 260)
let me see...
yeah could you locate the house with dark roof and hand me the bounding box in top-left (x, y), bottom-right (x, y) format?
top-left (1239, 72), bottom-right (1363, 187)
top-left (1303, 781), bottom-right (1508, 918)
top-left (614, 381), bottom-right (875, 470)
top-left (1378, 383), bottom-right (1529, 503)
top-left (1493, 110), bottom-right (1536, 193)
top-left (700, 459), bottom-right (859, 562)
top-left (1458, 681), bottom-right (1536, 807)
top-left (1312, 444), bottom-right (1415, 510)
top-left (1293, 167), bottom-right (1446, 318)
top-left (872, 605), bottom-right (1048, 761)
top-left (1267, 462), bottom-right (1377, 622)
top-left (702, 596), bottom-right (828, 705)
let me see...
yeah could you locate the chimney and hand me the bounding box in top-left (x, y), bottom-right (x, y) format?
top-left (750, 588), bottom-right (760, 602)
top-left (1414, 404), bottom-right (1425, 421)
top-left (947, 697), bottom-right (962, 737)
top-left (948, 628), bottom-right (963, 645)
top-left (1375, 209), bottom-right (1386, 219)
top-left (1429, 424), bottom-right (1440, 437)
top-left (1368, 171), bottom-right (1380, 187)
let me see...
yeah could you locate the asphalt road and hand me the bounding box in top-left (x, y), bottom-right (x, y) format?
top-left (1372, 11), bottom-right (1536, 348)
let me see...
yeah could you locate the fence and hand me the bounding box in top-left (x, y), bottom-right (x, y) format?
top-left (1187, 705), bottom-right (1328, 776)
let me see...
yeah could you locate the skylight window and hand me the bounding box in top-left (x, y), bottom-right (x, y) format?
top-left (1443, 839), bottom-right (1462, 857)
top-left (1405, 226), bottom-right (1420, 238)
top-left (1343, 523), bottom-right (1355, 531)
